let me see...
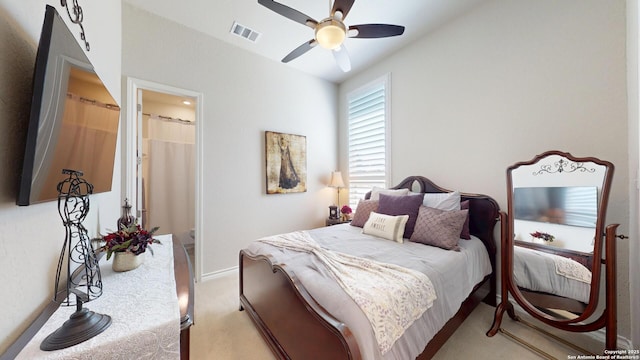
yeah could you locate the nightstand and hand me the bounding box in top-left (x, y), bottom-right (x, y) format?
top-left (325, 218), bottom-right (351, 226)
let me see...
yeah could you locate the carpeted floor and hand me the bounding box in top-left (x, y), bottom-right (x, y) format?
top-left (190, 272), bottom-right (605, 359)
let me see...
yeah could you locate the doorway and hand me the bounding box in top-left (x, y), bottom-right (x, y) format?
top-left (125, 78), bottom-right (203, 281)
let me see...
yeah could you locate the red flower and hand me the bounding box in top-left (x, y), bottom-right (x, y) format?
top-left (341, 205), bottom-right (352, 215)
top-left (96, 222), bottom-right (161, 260)
top-left (530, 231), bottom-right (554, 242)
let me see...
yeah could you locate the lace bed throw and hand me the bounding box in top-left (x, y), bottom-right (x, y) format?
top-left (258, 231), bottom-right (437, 354)
top-left (553, 254), bottom-right (592, 284)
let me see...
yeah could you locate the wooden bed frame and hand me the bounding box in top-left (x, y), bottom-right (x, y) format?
top-left (513, 241), bottom-right (591, 316)
top-left (239, 176), bottom-right (499, 359)
top-left (518, 288), bottom-right (587, 316)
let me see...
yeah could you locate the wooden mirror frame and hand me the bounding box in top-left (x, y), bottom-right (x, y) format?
top-left (487, 150), bottom-right (619, 350)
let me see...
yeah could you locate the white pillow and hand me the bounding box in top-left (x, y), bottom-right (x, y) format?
top-left (369, 187), bottom-right (409, 201)
top-left (422, 191), bottom-right (461, 211)
top-left (362, 211), bottom-right (409, 243)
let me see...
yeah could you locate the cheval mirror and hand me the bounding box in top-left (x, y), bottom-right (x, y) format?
top-left (487, 150), bottom-right (623, 356)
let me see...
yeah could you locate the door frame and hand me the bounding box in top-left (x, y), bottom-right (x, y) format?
top-left (125, 77), bottom-right (203, 282)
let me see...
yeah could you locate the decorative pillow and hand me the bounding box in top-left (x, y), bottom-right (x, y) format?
top-left (409, 206), bottom-right (468, 251)
top-left (362, 211), bottom-right (409, 243)
top-left (350, 200), bottom-right (379, 228)
top-left (460, 200), bottom-right (471, 240)
top-left (377, 193), bottom-right (423, 239)
top-left (422, 191), bottom-right (461, 211)
top-left (369, 187), bottom-right (409, 201)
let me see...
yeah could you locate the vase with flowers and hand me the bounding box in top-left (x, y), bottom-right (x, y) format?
top-left (340, 205), bottom-right (352, 222)
top-left (97, 222), bottom-right (160, 272)
top-left (530, 231), bottom-right (555, 244)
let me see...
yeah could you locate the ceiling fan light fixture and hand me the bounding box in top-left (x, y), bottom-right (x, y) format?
top-left (315, 18), bottom-right (346, 50)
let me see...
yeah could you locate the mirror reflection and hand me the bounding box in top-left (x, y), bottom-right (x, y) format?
top-left (18, 6), bottom-right (120, 205)
top-left (33, 66), bottom-right (120, 203)
top-left (514, 186), bottom-right (597, 228)
top-left (510, 154), bottom-right (607, 319)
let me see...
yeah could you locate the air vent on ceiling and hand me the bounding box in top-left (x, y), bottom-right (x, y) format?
top-left (230, 21), bottom-right (261, 43)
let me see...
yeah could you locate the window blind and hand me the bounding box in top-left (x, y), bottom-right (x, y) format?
top-left (347, 77), bottom-right (389, 208)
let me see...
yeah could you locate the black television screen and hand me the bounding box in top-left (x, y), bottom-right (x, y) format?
top-left (17, 5), bottom-right (120, 205)
top-left (513, 186), bottom-right (598, 228)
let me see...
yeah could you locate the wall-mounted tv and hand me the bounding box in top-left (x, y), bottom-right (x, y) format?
top-left (513, 186), bottom-right (598, 228)
top-left (17, 5), bottom-right (120, 206)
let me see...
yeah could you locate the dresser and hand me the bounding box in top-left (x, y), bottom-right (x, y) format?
top-left (0, 234), bottom-right (194, 360)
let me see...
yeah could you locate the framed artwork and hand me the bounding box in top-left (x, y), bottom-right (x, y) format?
top-left (265, 131), bottom-right (307, 194)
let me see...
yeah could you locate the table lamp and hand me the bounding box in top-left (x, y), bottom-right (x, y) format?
top-left (328, 171), bottom-right (345, 218)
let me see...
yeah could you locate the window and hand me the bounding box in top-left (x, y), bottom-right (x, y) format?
top-left (347, 74), bottom-right (390, 208)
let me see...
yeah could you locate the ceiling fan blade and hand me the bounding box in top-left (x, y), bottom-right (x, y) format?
top-left (332, 45), bottom-right (351, 72)
top-left (348, 24), bottom-right (405, 38)
top-left (258, 0), bottom-right (318, 28)
top-left (331, 0), bottom-right (355, 20)
top-left (282, 40), bottom-right (317, 63)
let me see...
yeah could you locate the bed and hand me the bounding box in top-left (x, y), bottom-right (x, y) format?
top-left (513, 245), bottom-right (592, 315)
top-left (239, 176), bottom-right (499, 359)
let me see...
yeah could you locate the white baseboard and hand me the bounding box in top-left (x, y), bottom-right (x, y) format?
top-left (494, 295), bottom-right (632, 350)
top-left (201, 266), bottom-right (238, 282)
top-left (585, 328), bottom-right (634, 350)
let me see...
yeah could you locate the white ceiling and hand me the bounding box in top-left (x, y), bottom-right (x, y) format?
top-left (122, 0), bottom-right (486, 83)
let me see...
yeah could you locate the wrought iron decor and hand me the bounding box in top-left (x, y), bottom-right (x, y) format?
top-left (60, 0), bottom-right (90, 51)
top-left (533, 158), bottom-right (595, 175)
top-left (41, 169), bottom-right (110, 351)
top-left (53, 169), bottom-right (102, 304)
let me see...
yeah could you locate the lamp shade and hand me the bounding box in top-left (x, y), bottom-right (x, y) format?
top-left (329, 171), bottom-right (345, 188)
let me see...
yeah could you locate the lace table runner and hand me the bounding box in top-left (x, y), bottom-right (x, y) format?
top-left (16, 234), bottom-right (181, 360)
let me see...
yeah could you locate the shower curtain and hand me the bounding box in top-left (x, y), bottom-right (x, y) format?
top-left (143, 115), bottom-right (195, 239)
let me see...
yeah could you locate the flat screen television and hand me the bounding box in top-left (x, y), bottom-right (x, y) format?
top-left (17, 5), bottom-right (120, 205)
top-left (513, 186), bottom-right (598, 228)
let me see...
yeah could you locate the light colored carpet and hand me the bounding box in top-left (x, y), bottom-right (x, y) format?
top-left (190, 272), bottom-right (604, 359)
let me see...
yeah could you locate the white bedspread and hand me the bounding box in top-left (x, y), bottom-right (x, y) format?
top-left (244, 224), bottom-right (492, 360)
top-left (513, 245), bottom-right (591, 303)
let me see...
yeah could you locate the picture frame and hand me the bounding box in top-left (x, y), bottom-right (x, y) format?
top-left (265, 131), bottom-right (307, 194)
top-left (329, 205), bottom-right (338, 219)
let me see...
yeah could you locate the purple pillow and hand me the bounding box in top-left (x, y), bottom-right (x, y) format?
top-left (377, 193), bottom-right (423, 239)
top-left (409, 206), bottom-right (468, 251)
top-left (460, 200), bottom-right (471, 240)
top-left (350, 200), bottom-right (379, 228)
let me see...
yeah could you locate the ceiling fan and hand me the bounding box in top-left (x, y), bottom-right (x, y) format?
top-left (258, 0), bottom-right (405, 72)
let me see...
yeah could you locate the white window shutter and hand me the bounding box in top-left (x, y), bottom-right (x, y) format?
top-left (347, 75), bottom-right (390, 208)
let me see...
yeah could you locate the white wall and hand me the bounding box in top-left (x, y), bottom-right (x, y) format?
top-left (121, 4), bottom-right (339, 277)
top-left (339, 0), bottom-right (631, 341)
top-left (0, 1), bottom-right (122, 354)
top-left (627, 0), bottom-right (640, 349)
